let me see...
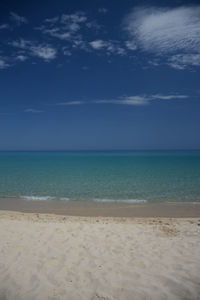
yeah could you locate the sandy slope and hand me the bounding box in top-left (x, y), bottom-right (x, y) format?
top-left (0, 211), bottom-right (200, 300)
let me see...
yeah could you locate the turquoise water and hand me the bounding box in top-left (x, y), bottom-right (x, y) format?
top-left (0, 151), bottom-right (200, 203)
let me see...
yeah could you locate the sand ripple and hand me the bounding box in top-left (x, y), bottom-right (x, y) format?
top-left (0, 212), bottom-right (200, 300)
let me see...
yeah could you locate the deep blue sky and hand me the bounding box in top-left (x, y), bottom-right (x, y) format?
top-left (0, 0), bottom-right (200, 150)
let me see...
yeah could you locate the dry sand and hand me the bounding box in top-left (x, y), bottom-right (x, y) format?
top-left (0, 211), bottom-right (200, 300)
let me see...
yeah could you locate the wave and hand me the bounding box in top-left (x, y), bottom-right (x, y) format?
top-left (59, 197), bottom-right (70, 201)
top-left (21, 196), bottom-right (70, 201)
top-left (20, 196), bottom-right (147, 203)
top-left (21, 196), bottom-right (55, 201)
top-left (93, 198), bottom-right (148, 204)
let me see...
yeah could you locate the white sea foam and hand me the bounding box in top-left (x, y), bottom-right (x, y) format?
top-left (59, 197), bottom-right (70, 201)
top-left (93, 198), bottom-right (148, 204)
top-left (21, 196), bottom-right (147, 203)
top-left (21, 196), bottom-right (56, 201)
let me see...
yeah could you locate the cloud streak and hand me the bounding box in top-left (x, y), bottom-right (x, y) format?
top-left (57, 101), bottom-right (85, 106)
top-left (10, 12), bottom-right (28, 26)
top-left (0, 24), bottom-right (9, 30)
top-left (56, 94), bottom-right (189, 107)
top-left (24, 109), bottom-right (43, 113)
top-left (0, 58), bottom-right (9, 69)
top-left (98, 8), bottom-right (108, 14)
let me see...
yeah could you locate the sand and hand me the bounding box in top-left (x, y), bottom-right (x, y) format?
top-left (0, 211), bottom-right (200, 299)
top-left (1, 198), bottom-right (200, 218)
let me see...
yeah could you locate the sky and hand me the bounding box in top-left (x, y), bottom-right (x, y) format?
top-left (0, 0), bottom-right (200, 150)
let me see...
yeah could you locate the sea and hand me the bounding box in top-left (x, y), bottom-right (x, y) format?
top-left (0, 150), bottom-right (200, 203)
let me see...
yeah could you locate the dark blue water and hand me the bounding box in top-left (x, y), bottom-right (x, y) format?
top-left (0, 151), bottom-right (200, 203)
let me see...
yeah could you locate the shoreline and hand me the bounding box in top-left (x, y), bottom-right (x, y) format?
top-left (0, 198), bottom-right (200, 217)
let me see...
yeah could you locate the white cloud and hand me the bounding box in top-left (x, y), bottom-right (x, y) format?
top-left (124, 6), bottom-right (200, 54)
top-left (36, 12), bottom-right (101, 53)
top-left (31, 45), bottom-right (57, 61)
top-left (168, 54), bottom-right (200, 70)
top-left (90, 40), bottom-right (126, 55)
top-left (0, 58), bottom-right (9, 69)
top-left (0, 24), bottom-right (9, 30)
top-left (124, 6), bottom-right (200, 69)
top-left (95, 96), bottom-right (148, 106)
top-left (11, 39), bottom-right (30, 49)
top-left (86, 21), bottom-right (101, 31)
top-left (61, 12), bottom-right (87, 24)
top-left (24, 109), bottom-right (43, 113)
top-left (62, 47), bottom-right (72, 56)
top-left (90, 40), bottom-right (105, 50)
top-left (0, 112), bottom-right (14, 115)
top-left (98, 8), bottom-right (108, 14)
top-left (57, 101), bottom-right (85, 106)
top-left (44, 17), bottom-right (59, 24)
top-left (82, 66), bottom-right (89, 71)
top-left (15, 55), bottom-right (27, 62)
top-left (38, 12), bottom-right (87, 42)
top-left (152, 94), bottom-right (188, 100)
top-left (10, 12), bottom-right (28, 26)
top-left (11, 39), bottom-right (57, 61)
top-left (125, 40), bottom-right (137, 51)
top-left (120, 96), bottom-right (149, 105)
top-left (117, 94), bottom-right (188, 105)
top-left (43, 28), bottom-right (72, 41)
top-left (72, 38), bottom-right (88, 51)
top-left (56, 94), bottom-right (188, 107)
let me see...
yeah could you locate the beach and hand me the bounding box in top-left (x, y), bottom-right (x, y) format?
top-left (1, 0), bottom-right (200, 297)
top-left (0, 150), bottom-right (200, 299)
top-left (0, 208), bottom-right (200, 300)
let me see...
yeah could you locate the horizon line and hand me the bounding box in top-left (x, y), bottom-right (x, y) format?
top-left (0, 149), bottom-right (200, 152)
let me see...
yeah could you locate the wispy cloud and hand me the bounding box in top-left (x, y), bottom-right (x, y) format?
top-left (24, 109), bottom-right (43, 113)
top-left (151, 94), bottom-right (188, 100)
top-left (0, 24), bottom-right (9, 30)
top-left (56, 94), bottom-right (189, 107)
top-left (0, 112), bottom-right (15, 116)
top-left (168, 54), bottom-right (200, 70)
top-left (57, 101), bottom-right (85, 106)
top-left (90, 40), bottom-right (126, 55)
top-left (0, 58), bottom-right (9, 69)
top-left (2, 7), bottom-right (200, 70)
top-left (15, 54), bottom-right (27, 62)
top-left (36, 11), bottom-right (88, 42)
top-left (36, 12), bottom-right (123, 56)
top-left (95, 96), bottom-right (148, 106)
top-left (10, 12), bottom-right (28, 26)
top-left (62, 47), bottom-right (72, 56)
top-left (124, 6), bottom-right (200, 54)
top-left (98, 8), bottom-right (108, 14)
top-left (95, 94), bottom-right (188, 106)
top-left (1, 10), bottom-right (126, 68)
top-left (125, 40), bottom-right (137, 51)
top-left (44, 17), bottom-right (59, 24)
top-left (11, 39), bottom-right (57, 61)
top-left (31, 45), bottom-right (57, 61)
top-left (89, 40), bottom-right (105, 50)
top-left (123, 6), bottom-right (200, 69)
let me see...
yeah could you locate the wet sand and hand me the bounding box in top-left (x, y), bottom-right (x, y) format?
top-left (0, 197), bottom-right (200, 217)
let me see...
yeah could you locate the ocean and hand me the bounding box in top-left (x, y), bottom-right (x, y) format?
top-left (0, 150), bottom-right (200, 203)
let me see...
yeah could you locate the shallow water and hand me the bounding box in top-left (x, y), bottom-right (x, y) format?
top-left (0, 151), bottom-right (200, 203)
